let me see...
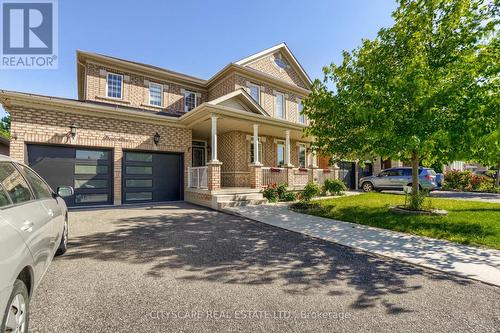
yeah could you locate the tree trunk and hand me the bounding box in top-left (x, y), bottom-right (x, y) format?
top-left (411, 151), bottom-right (419, 193)
top-left (496, 162), bottom-right (500, 188)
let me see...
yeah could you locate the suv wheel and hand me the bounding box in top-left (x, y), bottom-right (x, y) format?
top-left (56, 218), bottom-right (68, 256)
top-left (1, 279), bottom-right (29, 333)
top-left (362, 182), bottom-right (374, 192)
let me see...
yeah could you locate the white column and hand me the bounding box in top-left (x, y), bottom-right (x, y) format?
top-left (312, 150), bottom-right (318, 168)
top-left (210, 116), bottom-right (218, 162)
top-left (285, 130), bottom-right (291, 167)
top-left (253, 124), bottom-right (260, 164)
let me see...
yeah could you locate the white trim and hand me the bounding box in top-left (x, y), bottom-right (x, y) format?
top-left (208, 89), bottom-right (269, 116)
top-left (245, 135), bottom-right (266, 143)
top-left (276, 140), bottom-right (285, 166)
top-left (248, 83), bottom-right (261, 104)
top-left (184, 90), bottom-right (197, 112)
top-left (106, 72), bottom-right (124, 100)
top-left (298, 143), bottom-right (307, 168)
top-left (297, 98), bottom-right (306, 124)
top-left (234, 43), bottom-right (313, 86)
top-left (275, 92), bottom-right (285, 120)
top-left (148, 82), bottom-right (163, 107)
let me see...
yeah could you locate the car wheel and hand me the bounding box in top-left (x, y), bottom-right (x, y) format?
top-left (362, 182), bottom-right (374, 192)
top-left (1, 279), bottom-right (29, 333)
top-left (56, 218), bottom-right (68, 256)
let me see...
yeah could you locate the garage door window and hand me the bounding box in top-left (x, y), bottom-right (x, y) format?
top-left (125, 179), bottom-right (152, 188)
top-left (76, 150), bottom-right (109, 160)
top-left (126, 166), bottom-right (152, 175)
top-left (125, 192), bottom-right (152, 201)
top-left (75, 193), bottom-right (109, 204)
top-left (75, 165), bottom-right (108, 175)
top-left (125, 152), bottom-right (152, 162)
top-left (75, 179), bottom-right (108, 189)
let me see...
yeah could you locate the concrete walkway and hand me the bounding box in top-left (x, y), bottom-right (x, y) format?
top-left (227, 204), bottom-right (500, 286)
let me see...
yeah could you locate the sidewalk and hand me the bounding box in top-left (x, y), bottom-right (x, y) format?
top-left (227, 204), bottom-right (500, 286)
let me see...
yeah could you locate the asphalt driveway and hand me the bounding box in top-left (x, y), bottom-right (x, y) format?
top-left (29, 203), bottom-right (499, 332)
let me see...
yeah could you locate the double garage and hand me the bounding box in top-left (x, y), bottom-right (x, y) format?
top-left (27, 145), bottom-right (184, 207)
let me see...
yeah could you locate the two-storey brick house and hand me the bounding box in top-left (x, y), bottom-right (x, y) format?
top-left (0, 43), bottom-right (333, 208)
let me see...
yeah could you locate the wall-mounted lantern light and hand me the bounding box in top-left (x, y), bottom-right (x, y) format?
top-left (69, 123), bottom-right (78, 139)
top-left (153, 132), bottom-right (161, 145)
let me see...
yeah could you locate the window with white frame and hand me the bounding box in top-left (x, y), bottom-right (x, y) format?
top-left (149, 83), bottom-right (163, 107)
top-left (184, 90), bottom-right (197, 112)
top-left (298, 143), bottom-right (307, 167)
top-left (107, 73), bottom-right (123, 99)
top-left (249, 84), bottom-right (260, 104)
top-left (275, 93), bottom-right (285, 119)
top-left (297, 99), bottom-right (306, 124)
top-left (276, 140), bottom-right (285, 166)
top-left (250, 139), bottom-right (263, 164)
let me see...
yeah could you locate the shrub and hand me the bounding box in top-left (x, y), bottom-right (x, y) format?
top-left (262, 185), bottom-right (278, 203)
top-left (301, 182), bottom-right (320, 201)
top-left (404, 189), bottom-right (431, 211)
top-left (283, 191), bottom-right (297, 202)
top-left (443, 170), bottom-right (495, 192)
top-left (323, 179), bottom-right (347, 196)
top-left (276, 183), bottom-right (288, 200)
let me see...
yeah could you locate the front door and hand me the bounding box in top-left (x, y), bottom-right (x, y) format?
top-left (192, 141), bottom-right (207, 167)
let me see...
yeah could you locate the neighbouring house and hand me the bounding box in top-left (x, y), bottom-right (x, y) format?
top-left (0, 43), bottom-right (337, 209)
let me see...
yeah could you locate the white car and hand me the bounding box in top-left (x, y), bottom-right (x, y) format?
top-left (0, 155), bottom-right (73, 333)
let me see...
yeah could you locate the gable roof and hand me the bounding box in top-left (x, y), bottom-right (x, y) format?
top-left (234, 42), bottom-right (313, 88)
top-left (207, 89), bottom-right (270, 116)
top-left (77, 43), bottom-right (312, 99)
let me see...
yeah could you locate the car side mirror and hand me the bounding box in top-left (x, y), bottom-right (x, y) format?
top-left (57, 186), bottom-right (74, 198)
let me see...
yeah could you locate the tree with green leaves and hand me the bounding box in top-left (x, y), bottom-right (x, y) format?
top-left (304, 0), bottom-right (499, 195)
top-left (0, 115), bottom-right (10, 139)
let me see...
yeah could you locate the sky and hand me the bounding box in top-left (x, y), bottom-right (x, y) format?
top-left (0, 0), bottom-right (397, 117)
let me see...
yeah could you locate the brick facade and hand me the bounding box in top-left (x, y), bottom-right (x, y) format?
top-left (9, 106), bottom-right (191, 205)
top-left (1, 44), bottom-right (315, 207)
top-left (245, 51), bottom-right (308, 89)
top-left (85, 63), bottom-right (208, 115)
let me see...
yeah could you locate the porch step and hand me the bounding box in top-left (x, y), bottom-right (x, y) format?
top-left (217, 199), bottom-right (268, 209)
top-left (214, 193), bottom-right (265, 202)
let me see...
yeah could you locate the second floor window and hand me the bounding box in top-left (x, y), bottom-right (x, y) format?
top-left (249, 84), bottom-right (260, 104)
top-left (298, 144), bottom-right (306, 168)
top-left (107, 73), bottom-right (123, 99)
top-left (184, 91), bottom-right (197, 112)
top-left (149, 83), bottom-right (163, 107)
top-left (298, 99), bottom-right (306, 124)
top-left (275, 93), bottom-right (285, 119)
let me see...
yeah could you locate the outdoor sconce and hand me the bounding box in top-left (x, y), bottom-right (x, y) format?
top-left (153, 132), bottom-right (161, 145)
top-left (69, 123), bottom-right (78, 139)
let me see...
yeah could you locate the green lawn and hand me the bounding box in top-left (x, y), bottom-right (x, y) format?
top-left (308, 193), bottom-right (500, 250)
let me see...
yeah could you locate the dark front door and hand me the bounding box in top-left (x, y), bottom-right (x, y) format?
top-left (122, 151), bottom-right (183, 203)
top-left (27, 145), bottom-right (113, 207)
